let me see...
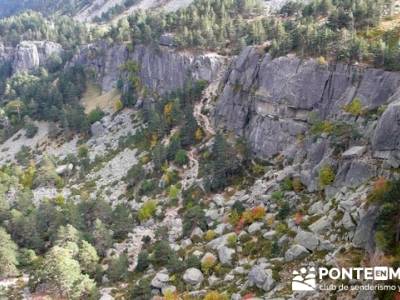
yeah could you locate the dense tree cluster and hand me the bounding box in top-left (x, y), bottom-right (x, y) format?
top-left (0, 11), bottom-right (94, 47)
top-left (123, 0), bottom-right (400, 70)
top-left (127, 0), bottom-right (263, 54)
top-left (0, 65), bottom-right (89, 137)
top-left (0, 0), bottom-right (95, 19)
top-left (0, 163), bottom-right (137, 297)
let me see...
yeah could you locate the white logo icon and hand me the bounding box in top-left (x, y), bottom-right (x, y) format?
top-left (292, 267), bottom-right (317, 291)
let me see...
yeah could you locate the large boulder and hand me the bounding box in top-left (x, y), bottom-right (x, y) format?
top-left (151, 271), bottom-right (170, 289)
top-left (353, 206), bottom-right (379, 253)
top-left (309, 216), bottom-right (331, 235)
top-left (285, 244), bottom-right (310, 262)
top-left (294, 231), bottom-right (319, 251)
top-left (183, 268), bottom-right (204, 285)
top-left (373, 101), bottom-right (400, 152)
top-left (248, 265), bottom-right (275, 292)
top-left (218, 246), bottom-right (235, 266)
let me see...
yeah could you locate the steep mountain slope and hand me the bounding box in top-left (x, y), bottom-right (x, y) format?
top-left (0, 0), bottom-right (94, 18)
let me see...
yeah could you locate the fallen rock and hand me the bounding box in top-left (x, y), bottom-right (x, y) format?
top-left (248, 265), bottom-right (275, 292)
top-left (151, 271), bottom-right (170, 289)
top-left (183, 268), bottom-right (204, 285)
top-left (294, 230), bottom-right (319, 251)
top-left (248, 222), bottom-right (264, 234)
top-left (342, 146), bottom-right (366, 159)
top-left (218, 246), bottom-right (235, 266)
top-left (309, 216), bottom-right (331, 235)
top-left (285, 244), bottom-right (310, 261)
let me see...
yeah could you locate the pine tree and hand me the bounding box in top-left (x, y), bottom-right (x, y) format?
top-left (0, 227), bottom-right (19, 277)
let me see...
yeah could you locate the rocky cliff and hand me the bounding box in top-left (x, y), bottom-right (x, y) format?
top-left (215, 46), bottom-right (400, 160)
top-left (214, 47), bottom-right (400, 194)
top-left (70, 42), bottom-right (225, 94)
top-left (0, 41), bottom-right (63, 74)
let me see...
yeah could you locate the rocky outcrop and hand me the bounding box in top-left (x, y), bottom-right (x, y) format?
top-left (0, 41), bottom-right (63, 74)
top-left (372, 100), bottom-right (400, 152)
top-left (12, 41), bottom-right (62, 73)
top-left (214, 47), bottom-right (400, 159)
top-left (70, 42), bottom-right (225, 93)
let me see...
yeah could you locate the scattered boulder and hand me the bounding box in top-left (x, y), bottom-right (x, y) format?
top-left (353, 206), bottom-right (379, 253)
top-left (248, 222), bottom-right (264, 234)
top-left (218, 246), bottom-right (235, 266)
top-left (294, 230), bottom-right (319, 251)
top-left (342, 146), bottom-right (366, 159)
top-left (183, 268), bottom-right (204, 285)
top-left (248, 265), bottom-right (275, 292)
top-left (309, 216), bottom-right (331, 235)
top-left (151, 271), bottom-right (170, 289)
top-left (285, 244), bottom-right (310, 261)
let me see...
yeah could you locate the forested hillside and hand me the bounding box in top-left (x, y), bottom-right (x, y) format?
top-left (0, 0), bottom-right (95, 18)
top-left (1, 0), bottom-right (400, 299)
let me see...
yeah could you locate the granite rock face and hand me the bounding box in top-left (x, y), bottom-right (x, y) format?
top-left (70, 42), bottom-right (225, 93)
top-left (12, 41), bottom-right (63, 73)
top-left (372, 100), bottom-right (400, 152)
top-left (214, 47), bottom-right (400, 159)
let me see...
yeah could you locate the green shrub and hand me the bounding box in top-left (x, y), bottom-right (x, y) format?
top-left (204, 230), bottom-right (217, 241)
top-left (276, 202), bottom-right (290, 220)
top-left (88, 107), bottom-right (105, 124)
top-left (227, 234), bottom-right (237, 248)
top-left (129, 278), bottom-right (152, 299)
top-left (168, 185), bottom-right (180, 200)
top-left (25, 123), bottom-right (38, 138)
top-left (135, 250), bottom-right (149, 272)
top-left (186, 255), bottom-right (201, 269)
top-left (78, 145), bottom-right (89, 158)
top-left (271, 191), bottom-right (284, 202)
top-left (107, 253), bottom-right (129, 282)
top-left (139, 179), bottom-right (156, 195)
top-left (344, 98), bottom-right (363, 116)
top-left (138, 200), bottom-right (157, 222)
top-left (183, 206), bottom-right (207, 236)
top-left (280, 177), bottom-right (293, 191)
top-left (174, 149), bottom-right (188, 166)
top-left (319, 165), bottom-right (335, 188)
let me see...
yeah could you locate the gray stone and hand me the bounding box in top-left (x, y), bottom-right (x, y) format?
top-left (294, 230), bottom-right (319, 251)
top-left (285, 244), bottom-right (310, 261)
top-left (207, 233), bottom-right (234, 250)
top-left (373, 101), bottom-right (400, 152)
top-left (353, 206), bottom-right (379, 253)
top-left (12, 41), bottom-right (62, 74)
top-left (151, 271), bottom-right (170, 289)
top-left (191, 227), bottom-right (204, 239)
top-left (248, 222), bottom-right (264, 234)
top-left (263, 230), bottom-right (276, 240)
top-left (248, 266), bottom-right (276, 292)
top-left (342, 212), bottom-right (356, 230)
top-left (342, 146), bottom-right (366, 159)
top-left (309, 216), bottom-right (331, 235)
top-left (335, 160), bottom-right (375, 188)
top-left (183, 268), bottom-right (204, 285)
top-left (218, 246), bottom-right (235, 266)
top-left (91, 121), bottom-right (106, 137)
